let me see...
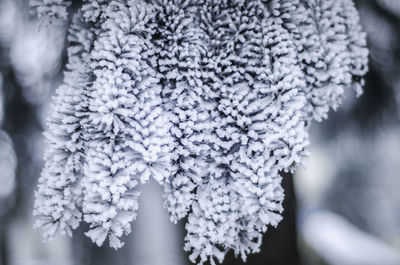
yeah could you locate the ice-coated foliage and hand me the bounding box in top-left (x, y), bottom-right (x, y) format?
top-left (82, 0), bottom-right (173, 248)
top-left (82, 0), bottom-right (109, 22)
top-left (274, 0), bottom-right (368, 121)
top-left (32, 0), bottom-right (368, 263)
top-left (33, 10), bottom-right (97, 240)
top-left (30, 0), bottom-right (71, 24)
top-left (178, 1), bottom-right (310, 264)
top-left (154, 0), bottom-right (211, 224)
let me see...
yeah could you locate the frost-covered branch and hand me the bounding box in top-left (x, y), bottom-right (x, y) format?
top-left (31, 0), bottom-right (368, 263)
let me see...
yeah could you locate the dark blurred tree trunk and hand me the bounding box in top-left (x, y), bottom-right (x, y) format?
top-left (0, 220), bottom-right (8, 265)
top-left (223, 172), bottom-right (299, 265)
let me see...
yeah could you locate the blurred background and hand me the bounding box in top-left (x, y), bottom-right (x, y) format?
top-left (0, 0), bottom-right (399, 264)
